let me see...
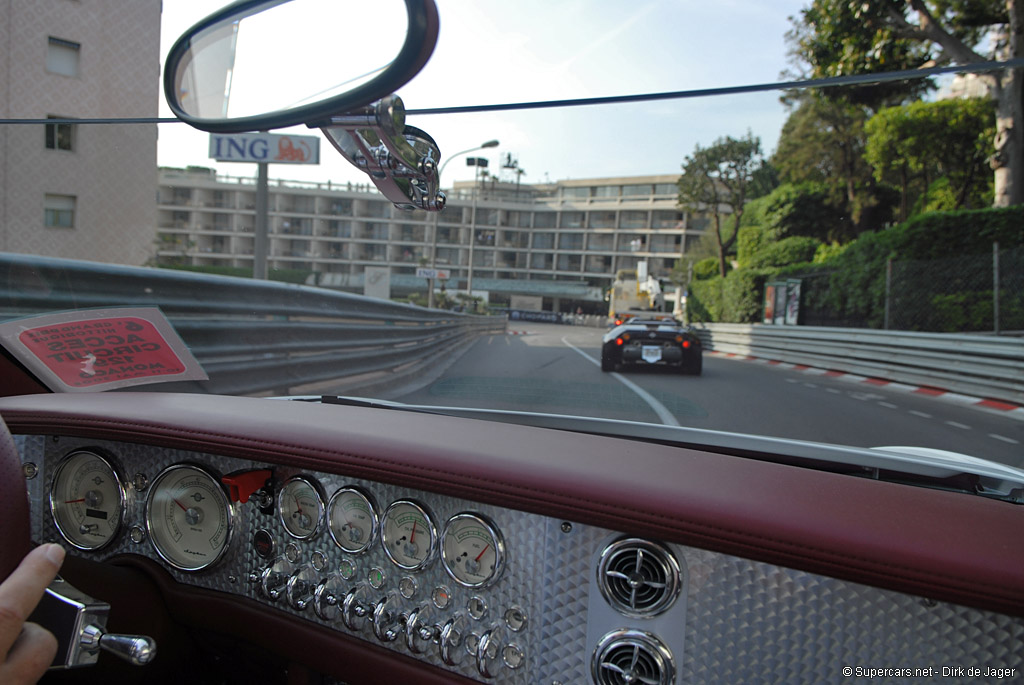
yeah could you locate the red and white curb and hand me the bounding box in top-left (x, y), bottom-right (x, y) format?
top-left (708, 351), bottom-right (1024, 422)
top-left (506, 330), bottom-right (533, 336)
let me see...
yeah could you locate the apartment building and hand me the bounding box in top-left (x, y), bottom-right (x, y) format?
top-left (0, 0), bottom-right (161, 265)
top-left (156, 168), bottom-right (711, 311)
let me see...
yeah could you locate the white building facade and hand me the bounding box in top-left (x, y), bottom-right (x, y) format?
top-left (156, 169), bottom-right (711, 311)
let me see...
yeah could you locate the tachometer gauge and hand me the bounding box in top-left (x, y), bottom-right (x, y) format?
top-left (381, 500), bottom-right (436, 570)
top-left (146, 464), bottom-right (232, 572)
top-left (441, 513), bottom-right (505, 588)
top-left (49, 450), bottom-right (125, 551)
top-left (328, 486), bottom-right (378, 554)
top-left (278, 476), bottom-right (325, 540)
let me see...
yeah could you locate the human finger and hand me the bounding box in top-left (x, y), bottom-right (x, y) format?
top-left (0, 621), bottom-right (58, 684)
top-left (0, 544), bottom-right (65, 658)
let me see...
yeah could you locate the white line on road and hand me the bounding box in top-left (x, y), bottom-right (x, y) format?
top-left (826, 388), bottom-right (841, 394)
top-left (909, 410), bottom-right (932, 419)
top-left (990, 434), bottom-right (1020, 444)
top-left (561, 337), bottom-right (680, 427)
top-left (803, 382), bottom-right (818, 389)
top-left (945, 420), bottom-right (971, 430)
top-left (878, 401), bottom-right (899, 409)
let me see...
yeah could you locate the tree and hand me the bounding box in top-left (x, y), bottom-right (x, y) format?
top-left (865, 98), bottom-right (996, 218)
top-left (772, 92), bottom-right (894, 236)
top-left (678, 133), bottom-right (765, 277)
top-left (790, 0), bottom-right (1023, 207)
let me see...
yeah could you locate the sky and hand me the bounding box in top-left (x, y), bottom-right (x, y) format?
top-left (157, 0), bottom-right (811, 188)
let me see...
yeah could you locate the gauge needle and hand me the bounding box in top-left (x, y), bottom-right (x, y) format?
top-left (410, 521), bottom-right (417, 543)
top-left (172, 497), bottom-right (189, 512)
top-left (64, 498), bottom-right (86, 503)
top-left (294, 495), bottom-right (303, 515)
top-left (475, 544), bottom-right (490, 562)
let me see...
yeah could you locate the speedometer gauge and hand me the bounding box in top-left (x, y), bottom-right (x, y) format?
top-left (49, 450), bottom-right (125, 550)
top-left (278, 476), bottom-right (325, 540)
top-left (146, 464), bottom-right (232, 572)
top-left (441, 513), bottom-right (505, 588)
top-left (381, 500), bottom-right (436, 570)
top-left (328, 486), bottom-right (378, 554)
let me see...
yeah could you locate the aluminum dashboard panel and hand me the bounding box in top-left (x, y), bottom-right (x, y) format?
top-left (15, 434), bottom-right (1024, 684)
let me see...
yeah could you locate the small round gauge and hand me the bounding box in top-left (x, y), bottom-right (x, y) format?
top-left (441, 513), bottom-right (505, 588)
top-left (278, 476), bottom-right (325, 540)
top-left (49, 450), bottom-right (125, 551)
top-left (146, 464), bottom-right (232, 572)
top-left (381, 500), bottom-right (436, 570)
top-left (328, 486), bottom-right (378, 554)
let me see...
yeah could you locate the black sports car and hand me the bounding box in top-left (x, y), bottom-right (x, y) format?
top-left (601, 319), bottom-right (703, 374)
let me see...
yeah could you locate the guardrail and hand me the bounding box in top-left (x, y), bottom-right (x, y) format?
top-left (694, 323), bottom-right (1024, 405)
top-left (0, 253), bottom-right (505, 396)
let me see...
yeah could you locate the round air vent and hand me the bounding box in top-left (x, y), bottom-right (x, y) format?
top-left (591, 629), bottom-right (676, 685)
top-left (597, 538), bottom-right (681, 618)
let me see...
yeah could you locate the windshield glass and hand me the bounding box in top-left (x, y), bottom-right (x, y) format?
top-left (1, 0), bottom-right (1021, 469)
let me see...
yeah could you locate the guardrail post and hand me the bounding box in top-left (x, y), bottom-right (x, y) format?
top-left (993, 241), bottom-right (1000, 336)
top-left (884, 258), bottom-right (892, 330)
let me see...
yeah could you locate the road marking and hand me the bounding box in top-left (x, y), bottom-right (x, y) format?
top-left (803, 382), bottom-right (818, 389)
top-left (561, 337), bottom-right (680, 427)
top-left (909, 410), bottom-right (932, 419)
top-left (945, 421), bottom-right (970, 430)
top-left (487, 336), bottom-right (493, 345)
top-left (785, 378), bottom-right (798, 384)
top-left (878, 401), bottom-right (898, 409)
top-left (826, 388), bottom-right (841, 394)
top-left (990, 434), bottom-right (1020, 444)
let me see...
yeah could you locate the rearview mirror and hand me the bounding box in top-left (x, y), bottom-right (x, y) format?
top-left (163, 0), bottom-right (439, 133)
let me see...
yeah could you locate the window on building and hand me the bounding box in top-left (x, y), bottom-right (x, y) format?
top-left (654, 183), bottom-right (677, 196)
top-left (45, 115), bottom-right (74, 151)
top-left (561, 186), bottom-right (590, 200)
top-left (533, 212), bottom-right (556, 228)
top-left (560, 211), bottom-right (584, 228)
top-left (44, 194), bottom-right (76, 228)
top-left (589, 211), bottom-right (617, 228)
top-left (46, 37), bottom-right (80, 77)
top-left (592, 185), bottom-right (620, 199)
top-left (622, 184), bottom-right (653, 197)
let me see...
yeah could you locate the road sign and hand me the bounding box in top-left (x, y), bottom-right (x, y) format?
top-left (416, 268), bottom-right (450, 280)
top-left (209, 132), bottom-right (320, 164)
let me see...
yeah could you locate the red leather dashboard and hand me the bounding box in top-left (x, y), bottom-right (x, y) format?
top-left (1, 390), bottom-right (1022, 619)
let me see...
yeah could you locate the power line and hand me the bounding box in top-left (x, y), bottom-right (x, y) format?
top-left (2, 58), bottom-right (1021, 125)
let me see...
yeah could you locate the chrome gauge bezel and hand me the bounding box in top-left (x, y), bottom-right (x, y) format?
top-left (48, 449), bottom-right (127, 551)
top-left (277, 475), bottom-right (326, 541)
top-left (145, 463), bottom-right (233, 572)
top-left (327, 486), bottom-right (379, 554)
top-left (381, 499), bottom-right (437, 571)
top-left (440, 512), bottom-right (506, 589)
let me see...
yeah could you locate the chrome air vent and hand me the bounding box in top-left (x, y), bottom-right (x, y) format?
top-left (597, 538), bottom-right (681, 618)
top-left (591, 630), bottom-right (676, 685)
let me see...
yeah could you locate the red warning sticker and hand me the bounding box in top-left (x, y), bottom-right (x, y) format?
top-left (0, 308), bottom-right (207, 392)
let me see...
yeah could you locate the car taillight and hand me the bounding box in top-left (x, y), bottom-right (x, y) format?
top-left (614, 319), bottom-right (623, 326)
top-left (682, 340), bottom-right (691, 348)
top-left (616, 337), bottom-right (624, 346)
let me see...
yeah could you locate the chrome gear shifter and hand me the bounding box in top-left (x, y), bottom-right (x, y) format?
top-left (28, 575), bottom-right (156, 669)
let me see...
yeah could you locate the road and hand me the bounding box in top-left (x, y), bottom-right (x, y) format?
top-left (394, 323), bottom-right (1024, 468)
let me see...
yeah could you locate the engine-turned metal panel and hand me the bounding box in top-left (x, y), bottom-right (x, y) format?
top-left (15, 434), bottom-right (1024, 684)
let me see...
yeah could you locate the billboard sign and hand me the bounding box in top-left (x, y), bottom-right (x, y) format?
top-left (209, 132), bottom-right (320, 164)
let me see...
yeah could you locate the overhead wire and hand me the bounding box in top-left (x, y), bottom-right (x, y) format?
top-left (2, 58), bottom-right (1022, 126)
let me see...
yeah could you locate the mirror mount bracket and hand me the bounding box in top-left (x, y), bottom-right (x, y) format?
top-left (320, 95), bottom-right (446, 212)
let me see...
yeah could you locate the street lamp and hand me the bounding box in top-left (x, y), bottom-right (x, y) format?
top-left (427, 139), bottom-right (499, 309)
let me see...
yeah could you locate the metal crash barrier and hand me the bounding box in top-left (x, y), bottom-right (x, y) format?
top-left (694, 323), bottom-right (1024, 405)
top-left (0, 253), bottom-right (505, 396)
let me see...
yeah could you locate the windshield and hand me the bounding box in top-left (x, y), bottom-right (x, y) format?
top-left (1, 0), bottom-right (1021, 470)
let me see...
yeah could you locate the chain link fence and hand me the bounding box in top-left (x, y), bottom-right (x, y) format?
top-left (886, 244), bottom-right (1024, 333)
